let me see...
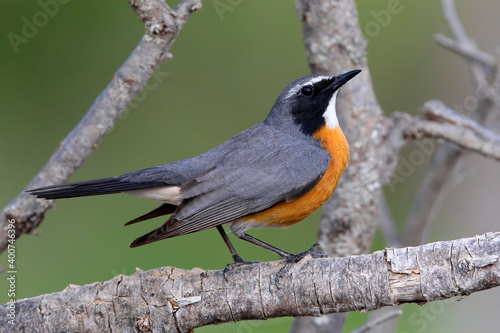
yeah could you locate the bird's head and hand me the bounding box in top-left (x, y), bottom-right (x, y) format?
top-left (265, 70), bottom-right (361, 136)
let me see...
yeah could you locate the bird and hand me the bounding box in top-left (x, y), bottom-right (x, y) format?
top-left (28, 70), bottom-right (361, 267)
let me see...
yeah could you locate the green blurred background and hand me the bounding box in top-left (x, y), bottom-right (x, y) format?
top-left (1, 0), bottom-right (499, 332)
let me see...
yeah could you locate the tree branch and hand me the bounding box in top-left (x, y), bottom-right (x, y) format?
top-left (391, 101), bottom-right (500, 247)
top-left (0, 0), bottom-right (202, 253)
top-left (350, 309), bottom-right (402, 333)
top-left (436, 0), bottom-right (494, 68)
top-left (296, 0), bottom-right (390, 269)
top-left (294, 0), bottom-right (392, 330)
top-left (401, 0), bottom-right (500, 247)
top-left (442, 0), bottom-right (468, 42)
top-left (435, 34), bottom-right (495, 69)
top-left (391, 100), bottom-right (500, 162)
top-left (3, 232), bottom-right (499, 332)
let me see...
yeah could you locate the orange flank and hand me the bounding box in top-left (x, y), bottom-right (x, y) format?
top-left (243, 125), bottom-right (349, 227)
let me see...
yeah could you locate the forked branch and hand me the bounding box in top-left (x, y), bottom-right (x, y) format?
top-left (391, 100), bottom-right (500, 162)
top-left (0, 0), bottom-right (202, 252)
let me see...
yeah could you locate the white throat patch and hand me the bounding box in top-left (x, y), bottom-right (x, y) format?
top-left (323, 90), bottom-right (339, 129)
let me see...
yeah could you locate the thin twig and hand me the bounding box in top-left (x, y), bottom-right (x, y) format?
top-left (442, 0), bottom-right (468, 43)
top-left (0, 0), bottom-right (202, 253)
top-left (393, 101), bottom-right (500, 162)
top-left (421, 100), bottom-right (500, 142)
top-left (435, 34), bottom-right (495, 69)
top-left (351, 308), bottom-right (403, 333)
top-left (403, 0), bottom-right (499, 247)
top-left (392, 100), bottom-right (499, 247)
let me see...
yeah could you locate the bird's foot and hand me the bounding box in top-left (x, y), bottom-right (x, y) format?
top-left (223, 254), bottom-right (260, 282)
top-left (285, 243), bottom-right (328, 262)
top-left (275, 244), bottom-right (328, 288)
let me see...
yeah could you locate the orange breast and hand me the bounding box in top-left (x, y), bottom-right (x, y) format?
top-left (243, 125), bottom-right (349, 227)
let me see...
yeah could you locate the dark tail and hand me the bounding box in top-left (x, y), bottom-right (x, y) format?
top-left (129, 215), bottom-right (181, 248)
top-left (129, 224), bottom-right (168, 248)
top-left (124, 203), bottom-right (177, 226)
top-left (26, 177), bottom-right (166, 199)
top-left (129, 229), bottom-right (158, 248)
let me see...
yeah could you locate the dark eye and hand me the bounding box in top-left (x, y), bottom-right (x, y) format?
top-left (300, 85), bottom-right (314, 96)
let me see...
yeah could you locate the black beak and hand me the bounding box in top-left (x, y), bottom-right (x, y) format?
top-left (329, 69), bottom-right (361, 91)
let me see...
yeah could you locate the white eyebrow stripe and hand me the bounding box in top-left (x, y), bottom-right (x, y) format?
top-left (285, 75), bottom-right (334, 99)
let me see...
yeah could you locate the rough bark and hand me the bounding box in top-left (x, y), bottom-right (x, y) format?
top-left (297, 0), bottom-right (391, 259)
top-left (293, 0), bottom-right (393, 330)
top-left (2, 232), bottom-right (499, 332)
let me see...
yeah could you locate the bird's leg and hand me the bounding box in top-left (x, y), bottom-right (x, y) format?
top-left (234, 232), bottom-right (328, 288)
top-left (216, 225), bottom-right (245, 263)
top-left (235, 232), bottom-right (294, 258)
top-left (236, 232), bottom-right (327, 261)
top-left (216, 226), bottom-right (260, 281)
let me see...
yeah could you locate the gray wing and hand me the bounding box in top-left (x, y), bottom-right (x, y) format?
top-left (157, 139), bottom-right (331, 238)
